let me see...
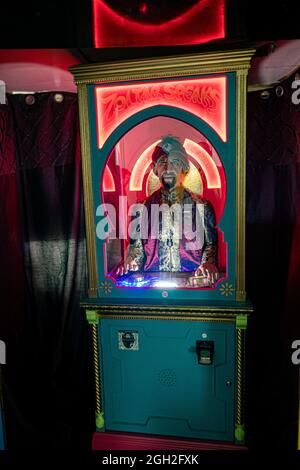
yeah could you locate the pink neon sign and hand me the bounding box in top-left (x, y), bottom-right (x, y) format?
top-left (95, 76), bottom-right (227, 149)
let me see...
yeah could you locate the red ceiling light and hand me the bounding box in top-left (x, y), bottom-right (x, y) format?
top-left (93, 0), bottom-right (225, 48)
top-left (139, 3), bottom-right (148, 15)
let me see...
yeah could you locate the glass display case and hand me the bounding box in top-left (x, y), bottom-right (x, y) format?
top-left (71, 49), bottom-right (254, 447)
top-left (101, 117), bottom-right (228, 292)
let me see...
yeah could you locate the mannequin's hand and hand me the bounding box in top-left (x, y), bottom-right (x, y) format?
top-left (194, 263), bottom-right (219, 283)
top-left (116, 257), bottom-right (139, 276)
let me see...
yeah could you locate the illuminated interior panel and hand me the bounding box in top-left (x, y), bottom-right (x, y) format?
top-left (100, 116), bottom-right (227, 289)
top-left (95, 76), bottom-right (227, 149)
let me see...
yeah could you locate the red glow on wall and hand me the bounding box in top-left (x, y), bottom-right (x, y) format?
top-left (93, 0), bottom-right (225, 48)
top-left (95, 77), bottom-right (227, 149)
top-left (0, 49), bottom-right (79, 68)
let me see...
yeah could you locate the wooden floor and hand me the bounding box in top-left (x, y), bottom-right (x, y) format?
top-left (92, 431), bottom-right (246, 450)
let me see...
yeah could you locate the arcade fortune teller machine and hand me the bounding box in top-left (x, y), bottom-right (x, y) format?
top-left (70, 48), bottom-right (255, 447)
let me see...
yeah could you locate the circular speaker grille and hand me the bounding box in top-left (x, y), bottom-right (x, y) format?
top-left (158, 369), bottom-right (177, 387)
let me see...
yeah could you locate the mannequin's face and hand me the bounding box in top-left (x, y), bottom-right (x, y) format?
top-left (154, 154), bottom-right (187, 190)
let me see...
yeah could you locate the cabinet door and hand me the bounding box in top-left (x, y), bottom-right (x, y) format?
top-left (100, 318), bottom-right (235, 441)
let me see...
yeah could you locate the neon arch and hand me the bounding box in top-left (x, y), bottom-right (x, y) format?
top-left (183, 138), bottom-right (221, 188)
top-left (129, 138), bottom-right (221, 191)
top-left (103, 165), bottom-right (115, 192)
top-left (130, 140), bottom-right (160, 191)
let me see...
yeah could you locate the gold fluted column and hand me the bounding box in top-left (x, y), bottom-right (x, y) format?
top-left (77, 84), bottom-right (98, 298)
top-left (235, 69), bottom-right (249, 302)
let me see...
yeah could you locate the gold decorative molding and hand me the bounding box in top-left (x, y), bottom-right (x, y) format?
top-left (70, 49), bottom-right (255, 85)
top-left (81, 302), bottom-right (252, 320)
top-left (220, 282), bottom-right (235, 297)
top-left (95, 314), bottom-right (235, 323)
top-left (77, 84), bottom-right (98, 298)
top-left (99, 281), bottom-right (114, 295)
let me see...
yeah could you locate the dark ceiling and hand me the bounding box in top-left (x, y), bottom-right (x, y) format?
top-left (1, 0), bottom-right (299, 49)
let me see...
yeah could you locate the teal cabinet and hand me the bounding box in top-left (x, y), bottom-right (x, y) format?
top-left (100, 317), bottom-right (235, 441)
top-left (73, 49), bottom-right (254, 446)
top-left (83, 301), bottom-right (251, 444)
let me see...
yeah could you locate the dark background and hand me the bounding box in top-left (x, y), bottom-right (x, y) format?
top-left (0, 0), bottom-right (299, 48)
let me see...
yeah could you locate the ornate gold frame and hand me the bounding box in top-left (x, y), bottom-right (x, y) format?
top-left (71, 49), bottom-right (255, 300)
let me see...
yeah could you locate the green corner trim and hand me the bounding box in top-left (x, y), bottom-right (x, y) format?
top-left (235, 424), bottom-right (245, 442)
top-left (236, 315), bottom-right (248, 330)
top-left (86, 310), bottom-right (99, 325)
top-left (96, 412), bottom-right (105, 430)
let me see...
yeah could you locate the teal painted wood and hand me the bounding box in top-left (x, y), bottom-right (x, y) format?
top-left (87, 73), bottom-right (237, 303)
top-left (100, 318), bottom-right (235, 441)
top-left (81, 296), bottom-right (252, 310)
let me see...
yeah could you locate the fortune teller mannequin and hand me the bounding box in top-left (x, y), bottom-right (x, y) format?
top-left (116, 135), bottom-right (219, 283)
